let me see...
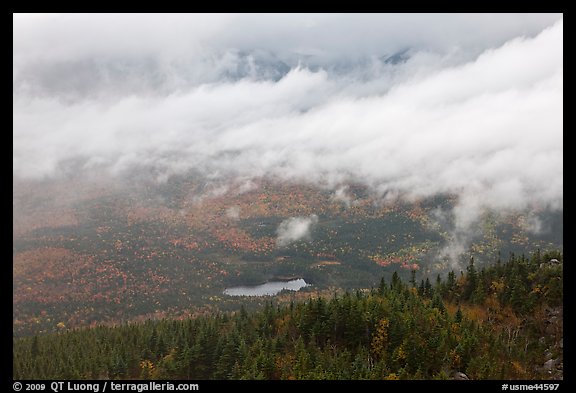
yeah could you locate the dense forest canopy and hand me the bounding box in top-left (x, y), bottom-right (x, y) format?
top-left (13, 177), bottom-right (563, 338)
top-left (13, 14), bottom-right (563, 382)
top-left (13, 251), bottom-right (563, 380)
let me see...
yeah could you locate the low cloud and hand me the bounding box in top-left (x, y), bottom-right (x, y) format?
top-left (190, 184), bottom-right (229, 205)
top-left (276, 215), bottom-right (319, 247)
top-left (226, 206), bottom-right (241, 220)
top-left (13, 14), bottom-right (563, 254)
top-left (235, 180), bottom-right (258, 195)
top-left (522, 212), bottom-right (553, 236)
top-left (331, 186), bottom-right (353, 208)
top-left (525, 215), bottom-right (544, 235)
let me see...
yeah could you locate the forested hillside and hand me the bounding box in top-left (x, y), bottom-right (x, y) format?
top-left (13, 250), bottom-right (563, 380)
top-left (13, 176), bottom-right (563, 337)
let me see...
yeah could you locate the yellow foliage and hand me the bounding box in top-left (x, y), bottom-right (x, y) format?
top-left (485, 294), bottom-right (500, 311)
top-left (384, 373), bottom-right (400, 380)
top-left (531, 285), bottom-right (542, 295)
top-left (447, 301), bottom-right (489, 325)
top-left (464, 305), bottom-right (488, 324)
top-left (490, 279), bottom-right (505, 294)
top-left (139, 360), bottom-right (155, 370)
top-left (394, 343), bottom-right (407, 363)
top-left (511, 361), bottom-right (527, 378)
top-left (370, 319), bottom-right (390, 358)
top-left (449, 348), bottom-right (461, 368)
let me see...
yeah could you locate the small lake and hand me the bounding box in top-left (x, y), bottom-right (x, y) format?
top-left (224, 278), bottom-right (309, 297)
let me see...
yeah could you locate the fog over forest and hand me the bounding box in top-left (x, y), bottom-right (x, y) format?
top-left (13, 13), bottom-right (563, 253)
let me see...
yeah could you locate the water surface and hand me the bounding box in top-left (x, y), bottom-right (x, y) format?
top-left (224, 278), bottom-right (309, 296)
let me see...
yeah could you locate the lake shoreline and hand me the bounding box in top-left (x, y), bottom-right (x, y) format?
top-left (224, 278), bottom-right (309, 297)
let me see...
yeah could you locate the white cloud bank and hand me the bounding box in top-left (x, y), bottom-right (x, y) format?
top-left (331, 186), bottom-right (353, 208)
top-left (226, 206), bottom-right (241, 220)
top-left (13, 14), bottom-right (563, 236)
top-left (276, 215), bottom-right (319, 247)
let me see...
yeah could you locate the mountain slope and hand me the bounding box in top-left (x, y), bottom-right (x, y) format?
top-left (13, 251), bottom-right (563, 380)
top-left (13, 176), bottom-right (562, 337)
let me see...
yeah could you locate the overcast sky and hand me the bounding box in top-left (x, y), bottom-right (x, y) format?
top-left (13, 14), bottom-right (563, 229)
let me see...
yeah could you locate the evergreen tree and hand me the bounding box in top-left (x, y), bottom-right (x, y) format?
top-left (464, 256), bottom-right (478, 300)
top-left (409, 270), bottom-right (417, 288)
top-left (391, 271), bottom-right (402, 292)
top-left (424, 278), bottom-right (432, 299)
top-left (31, 335), bottom-right (39, 358)
top-left (11, 249), bottom-right (562, 380)
top-left (455, 307), bottom-right (463, 324)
